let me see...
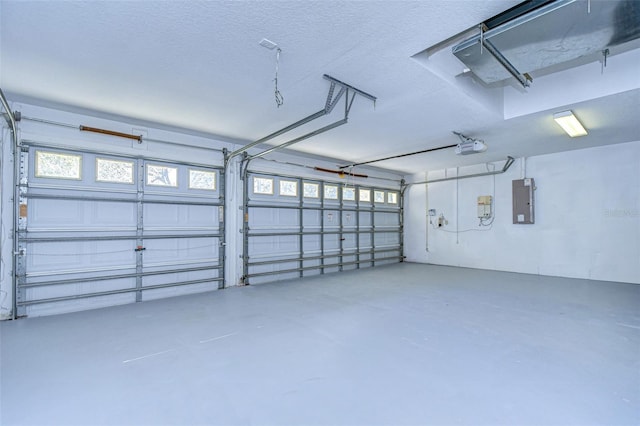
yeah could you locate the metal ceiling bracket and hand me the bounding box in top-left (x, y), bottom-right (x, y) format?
top-left (322, 74), bottom-right (377, 103)
top-left (481, 38), bottom-right (532, 88)
top-left (325, 84), bottom-right (346, 114)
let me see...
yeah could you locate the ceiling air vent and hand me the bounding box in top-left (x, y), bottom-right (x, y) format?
top-left (452, 0), bottom-right (640, 87)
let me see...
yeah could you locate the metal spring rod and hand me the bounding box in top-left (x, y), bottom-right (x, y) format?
top-left (80, 125), bottom-right (142, 142)
top-left (21, 139), bottom-right (224, 169)
top-left (21, 117), bottom-right (225, 154)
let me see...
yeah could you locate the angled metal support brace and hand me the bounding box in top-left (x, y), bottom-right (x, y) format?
top-left (481, 38), bottom-right (532, 88)
top-left (325, 84), bottom-right (346, 114)
top-left (226, 109), bottom-right (326, 164)
top-left (246, 119), bottom-right (348, 161)
top-left (225, 74), bottom-right (376, 165)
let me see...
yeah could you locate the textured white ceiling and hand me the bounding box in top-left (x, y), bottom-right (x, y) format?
top-left (1, 0), bottom-right (638, 174)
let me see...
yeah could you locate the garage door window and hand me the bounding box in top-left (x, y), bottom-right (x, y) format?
top-left (253, 177), bottom-right (273, 195)
top-left (189, 169), bottom-right (216, 190)
top-left (96, 158), bottom-right (134, 184)
top-left (303, 182), bottom-right (319, 198)
top-left (146, 164), bottom-right (178, 187)
top-left (35, 150), bottom-right (82, 180)
top-left (324, 185), bottom-right (338, 200)
top-left (279, 180), bottom-right (297, 197)
top-left (343, 187), bottom-right (355, 201)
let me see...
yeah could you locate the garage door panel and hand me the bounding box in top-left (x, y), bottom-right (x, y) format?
top-left (144, 204), bottom-right (219, 228)
top-left (92, 202), bottom-right (137, 225)
top-left (26, 293), bottom-right (137, 317)
top-left (358, 212), bottom-right (372, 227)
top-left (30, 199), bottom-right (84, 225)
top-left (143, 238), bottom-right (218, 264)
top-left (18, 145), bottom-right (224, 317)
top-left (303, 210), bottom-right (320, 227)
top-left (26, 278), bottom-right (135, 301)
top-left (250, 209), bottom-right (298, 229)
top-left (245, 172), bottom-right (402, 283)
top-left (27, 241), bottom-right (135, 273)
top-left (249, 237), bottom-right (298, 255)
top-left (375, 211), bottom-right (399, 227)
top-left (142, 282), bottom-right (219, 301)
top-left (377, 232), bottom-right (400, 247)
top-left (30, 200), bottom-right (136, 229)
top-left (323, 235), bottom-right (340, 252)
top-left (248, 238), bottom-right (276, 259)
top-left (303, 235), bottom-right (321, 253)
top-left (142, 268), bottom-right (220, 287)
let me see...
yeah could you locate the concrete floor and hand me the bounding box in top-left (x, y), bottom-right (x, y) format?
top-left (1, 263), bottom-right (638, 426)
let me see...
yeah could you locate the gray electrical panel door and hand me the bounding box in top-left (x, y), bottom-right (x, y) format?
top-left (512, 178), bottom-right (535, 224)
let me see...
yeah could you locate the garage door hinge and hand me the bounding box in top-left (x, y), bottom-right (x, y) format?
top-left (134, 246), bottom-right (146, 252)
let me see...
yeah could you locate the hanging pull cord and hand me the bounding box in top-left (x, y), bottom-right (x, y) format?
top-left (274, 48), bottom-right (284, 108)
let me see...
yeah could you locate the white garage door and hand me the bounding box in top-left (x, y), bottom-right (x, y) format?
top-left (16, 143), bottom-right (224, 317)
top-left (243, 171), bottom-right (403, 284)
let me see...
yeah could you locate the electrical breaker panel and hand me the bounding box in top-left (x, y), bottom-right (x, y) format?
top-left (477, 195), bottom-right (492, 218)
top-left (512, 178), bottom-right (535, 224)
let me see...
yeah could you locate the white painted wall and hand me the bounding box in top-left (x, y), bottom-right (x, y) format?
top-left (405, 141), bottom-right (640, 284)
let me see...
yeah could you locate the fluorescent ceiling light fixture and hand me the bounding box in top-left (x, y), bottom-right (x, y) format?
top-left (553, 110), bottom-right (588, 137)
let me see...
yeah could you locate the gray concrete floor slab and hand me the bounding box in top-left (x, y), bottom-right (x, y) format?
top-left (1, 263), bottom-right (638, 425)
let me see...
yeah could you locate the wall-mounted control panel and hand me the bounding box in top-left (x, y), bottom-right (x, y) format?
top-left (477, 195), bottom-right (492, 218)
top-left (512, 178), bottom-right (535, 224)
